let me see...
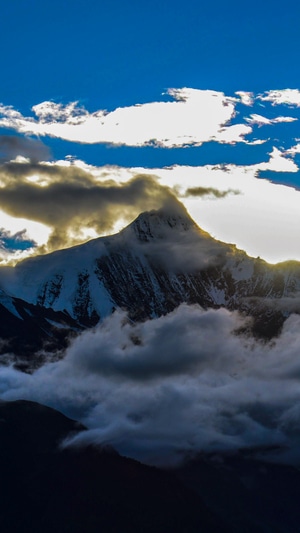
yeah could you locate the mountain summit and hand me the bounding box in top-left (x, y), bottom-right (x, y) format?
top-left (127, 199), bottom-right (198, 242)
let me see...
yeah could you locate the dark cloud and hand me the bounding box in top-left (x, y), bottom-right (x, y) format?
top-left (184, 186), bottom-right (240, 198)
top-left (0, 135), bottom-right (51, 163)
top-left (2, 305), bottom-right (300, 466)
top-left (0, 163), bottom-right (175, 251)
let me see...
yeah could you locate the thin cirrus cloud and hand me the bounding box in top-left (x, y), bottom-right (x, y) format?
top-left (0, 89), bottom-right (254, 147)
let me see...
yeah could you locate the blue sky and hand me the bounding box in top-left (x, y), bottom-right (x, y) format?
top-left (1, 0), bottom-right (300, 263)
top-left (2, 0), bottom-right (300, 108)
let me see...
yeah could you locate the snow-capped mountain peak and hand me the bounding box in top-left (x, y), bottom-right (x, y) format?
top-left (0, 204), bottom-right (299, 363)
top-left (126, 201), bottom-right (198, 242)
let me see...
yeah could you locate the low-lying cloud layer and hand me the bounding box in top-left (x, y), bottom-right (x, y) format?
top-left (1, 304), bottom-right (300, 466)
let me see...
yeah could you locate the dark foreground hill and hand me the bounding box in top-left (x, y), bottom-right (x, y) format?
top-left (175, 451), bottom-right (300, 533)
top-left (0, 400), bottom-right (227, 533)
top-left (2, 400), bottom-right (300, 532)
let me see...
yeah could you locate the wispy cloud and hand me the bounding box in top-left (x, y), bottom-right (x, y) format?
top-left (183, 186), bottom-right (240, 199)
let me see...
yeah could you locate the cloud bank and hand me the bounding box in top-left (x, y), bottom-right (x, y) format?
top-left (1, 88), bottom-right (299, 150)
top-left (0, 89), bottom-right (253, 147)
top-left (1, 304), bottom-right (300, 466)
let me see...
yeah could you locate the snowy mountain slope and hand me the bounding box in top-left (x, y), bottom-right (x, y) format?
top-left (0, 201), bottom-right (300, 352)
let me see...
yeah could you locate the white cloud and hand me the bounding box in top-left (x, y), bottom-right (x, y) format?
top-left (246, 114), bottom-right (297, 126)
top-left (235, 91), bottom-right (254, 106)
top-left (286, 143), bottom-right (300, 155)
top-left (258, 89), bottom-right (300, 107)
top-left (0, 89), bottom-right (252, 147)
top-left (253, 146), bottom-right (298, 172)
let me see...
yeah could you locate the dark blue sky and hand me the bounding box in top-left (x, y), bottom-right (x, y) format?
top-left (1, 0), bottom-right (300, 110)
